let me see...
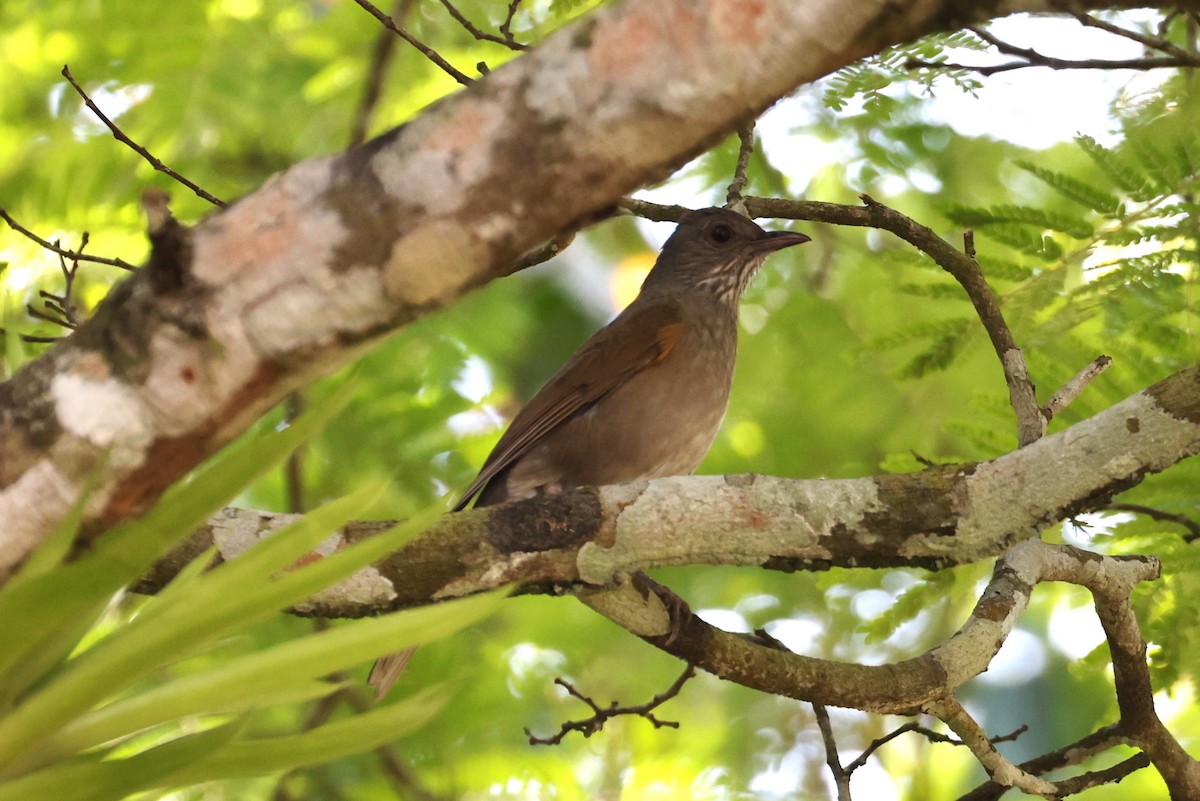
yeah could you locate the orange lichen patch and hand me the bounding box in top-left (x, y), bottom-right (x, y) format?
top-left (194, 188), bottom-right (307, 285)
top-left (712, 0), bottom-right (770, 46)
top-left (428, 104), bottom-right (494, 152)
top-left (589, 3), bottom-right (701, 83)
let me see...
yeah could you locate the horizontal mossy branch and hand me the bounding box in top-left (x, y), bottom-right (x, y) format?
top-left (134, 361), bottom-right (1200, 616)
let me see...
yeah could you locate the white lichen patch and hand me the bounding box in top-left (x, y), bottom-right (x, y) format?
top-left (297, 565), bottom-right (397, 613)
top-left (211, 510), bottom-right (302, 559)
top-left (524, 47), bottom-right (598, 121)
top-left (52, 371), bottom-right (153, 469)
top-left (370, 103), bottom-right (504, 216)
top-left (142, 333), bottom-right (225, 435)
top-left (242, 265), bottom-right (395, 359)
top-left (192, 157), bottom-right (343, 287)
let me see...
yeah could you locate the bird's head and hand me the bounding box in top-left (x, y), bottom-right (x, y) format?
top-left (643, 207), bottom-right (810, 305)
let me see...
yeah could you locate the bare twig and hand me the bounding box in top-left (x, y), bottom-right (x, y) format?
top-left (725, 124), bottom-right (756, 209)
top-left (61, 66), bottom-right (227, 208)
top-left (1042, 355), bottom-right (1112, 422)
top-left (0, 209), bottom-right (135, 271)
top-left (438, 0), bottom-right (527, 50)
top-left (499, 0), bottom-right (524, 43)
top-left (965, 24), bottom-right (1200, 72)
top-left (844, 722), bottom-right (1025, 774)
top-left (12, 230), bottom-right (86, 342)
top-left (906, 55), bottom-right (1198, 76)
top-left (351, 0), bottom-right (414, 145)
top-left (1108, 503), bottom-right (1200, 542)
top-left (1072, 12), bottom-right (1199, 61)
top-left (525, 664), bottom-right (696, 746)
top-left (350, 0), bottom-right (474, 86)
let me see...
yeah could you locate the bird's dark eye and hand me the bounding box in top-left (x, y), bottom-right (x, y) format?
top-left (711, 224), bottom-right (732, 244)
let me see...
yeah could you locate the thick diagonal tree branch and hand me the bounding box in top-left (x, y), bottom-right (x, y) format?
top-left (1, 0), bottom-right (1198, 576)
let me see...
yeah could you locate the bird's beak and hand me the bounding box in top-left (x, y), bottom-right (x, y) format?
top-left (755, 230), bottom-right (812, 253)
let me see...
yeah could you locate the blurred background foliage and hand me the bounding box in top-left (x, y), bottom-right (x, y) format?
top-left (2, 1), bottom-right (1199, 799)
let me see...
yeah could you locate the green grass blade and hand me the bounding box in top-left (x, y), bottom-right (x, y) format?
top-left (164, 686), bottom-right (446, 785)
top-left (0, 376), bottom-right (356, 684)
top-left (0, 722), bottom-right (242, 801)
top-left (0, 484), bottom-right (380, 770)
top-left (48, 588), bottom-right (503, 757)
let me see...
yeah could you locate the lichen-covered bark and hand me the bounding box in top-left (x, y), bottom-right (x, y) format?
top-left (2, 0), bottom-right (1198, 577)
top-left (133, 361), bottom-right (1200, 618)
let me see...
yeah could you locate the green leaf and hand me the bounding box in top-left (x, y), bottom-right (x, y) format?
top-left (0, 378), bottom-right (359, 766)
top-left (0, 375), bottom-right (357, 687)
top-left (1014, 160), bottom-right (1121, 215)
top-left (0, 722), bottom-right (242, 801)
top-left (45, 588), bottom-right (503, 758)
top-left (1077, 135), bottom-right (1159, 202)
top-left (163, 685), bottom-right (446, 785)
top-left (943, 203), bottom-right (1093, 239)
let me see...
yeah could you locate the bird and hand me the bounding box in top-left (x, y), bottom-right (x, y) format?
top-left (368, 206), bottom-right (810, 698)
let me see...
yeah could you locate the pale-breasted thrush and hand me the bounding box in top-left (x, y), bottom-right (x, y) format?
top-left (369, 207), bottom-right (810, 697)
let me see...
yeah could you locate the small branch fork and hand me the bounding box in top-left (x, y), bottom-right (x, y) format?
top-left (816, 707), bottom-right (1028, 801)
top-left (724, 123), bottom-right (756, 211)
top-left (350, 0), bottom-right (415, 146)
top-left (0, 209), bottom-right (135, 272)
top-left (438, 0), bottom-right (527, 51)
top-left (580, 536), bottom-right (1185, 797)
top-left (906, 15), bottom-right (1200, 75)
top-left (0, 229), bottom-right (88, 345)
top-left (525, 663), bottom-right (696, 746)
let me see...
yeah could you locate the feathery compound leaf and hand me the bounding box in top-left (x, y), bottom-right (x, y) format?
top-left (979, 258), bottom-right (1035, 282)
top-left (943, 203), bottom-right (1093, 239)
top-left (864, 318), bottom-right (975, 351)
top-left (972, 223), bottom-right (1063, 261)
top-left (897, 328), bottom-right (972, 379)
top-left (1014, 160), bottom-right (1121, 215)
top-left (1104, 224), bottom-right (1193, 246)
top-left (860, 571), bottom-right (957, 643)
top-left (1077, 135), bottom-right (1160, 202)
top-left (896, 282), bottom-right (963, 300)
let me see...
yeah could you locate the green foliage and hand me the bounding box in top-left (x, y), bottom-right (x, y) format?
top-left (0, 387), bottom-right (504, 800)
top-left (823, 31), bottom-right (987, 114)
top-left (4, 3), bottom-right (1200, 800)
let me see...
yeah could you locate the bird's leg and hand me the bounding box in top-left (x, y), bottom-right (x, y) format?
top-left (630, 572), bottom-right (694, 647)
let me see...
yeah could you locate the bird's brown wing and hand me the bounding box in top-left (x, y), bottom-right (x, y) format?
top-left (454, 301), bottom-right (683, 510)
